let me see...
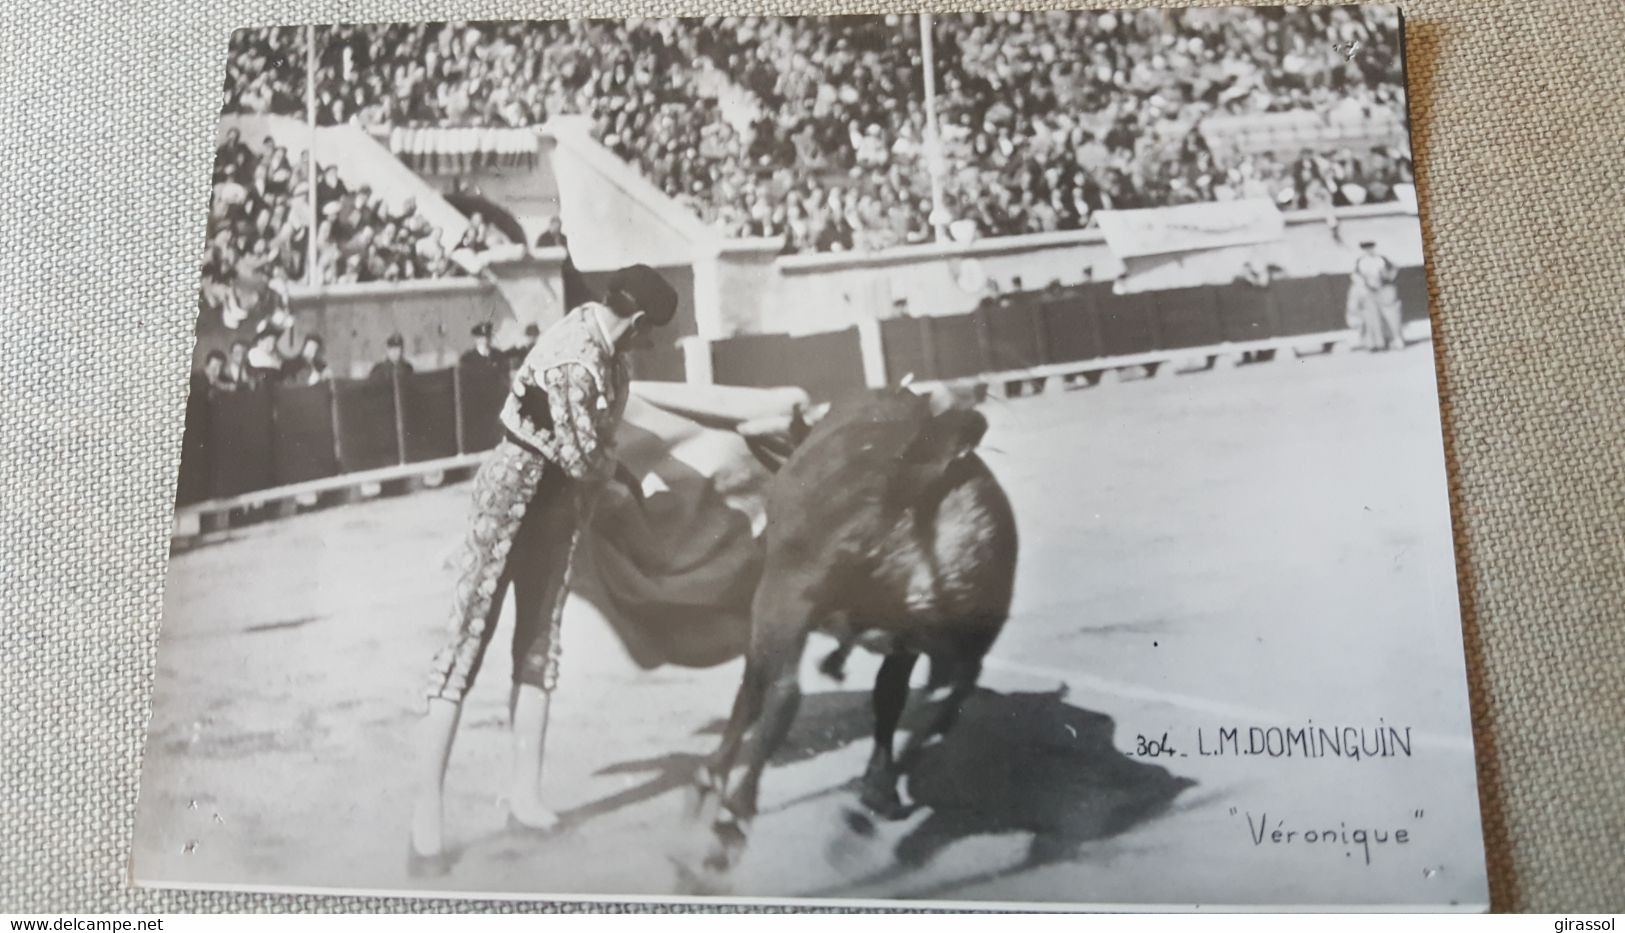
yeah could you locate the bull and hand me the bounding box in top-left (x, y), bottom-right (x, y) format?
top-left (689, 386), bottom-right (1019, 871)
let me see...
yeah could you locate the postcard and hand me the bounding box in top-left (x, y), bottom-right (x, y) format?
top-left (135, 6), bottom-right (1488, 909)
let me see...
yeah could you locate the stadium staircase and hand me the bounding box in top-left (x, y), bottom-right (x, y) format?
top-left (541, 115), bottom-right (721, 271)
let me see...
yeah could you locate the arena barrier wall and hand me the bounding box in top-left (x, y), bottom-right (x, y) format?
top-left (206, 387), bottom-right (275, 498)
top-left (401, 369), bottom-right (460, 463)
top-left (708, 328), bottom-right (868, 402)
top-left (174, 392), bottom-right (213, 505)
top-left (270, 383), bottom-right (339, 486)
top-left (627, 344), bottom-right (687, 384)
top-left (180, 365), bottom-right (499, 506)
top-left (457, 365), bottom-right (509, 454)
top-left (174, 267), bottom-right (1432, 513)
top-left (709, 204), bottom-right (1425, 338)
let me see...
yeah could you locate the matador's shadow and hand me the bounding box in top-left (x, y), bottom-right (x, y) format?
top-left (572, 685), bottom-right (1194, 897)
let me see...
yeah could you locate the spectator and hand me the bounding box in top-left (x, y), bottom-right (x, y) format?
top-left (213, 129), bottom-right (254, 185)
top-left (979, 278), bottom-right (1005, 312)
top-left (316, 166), bottom-right (347, 210)
top-left (193, 350), bottom-right (232, 399)
top-left (459, 322), bottom-right (506, 376)
top-left (533, 215), bottom-right (566, 249)
top-left (1235, 260), bottom-right (1281, 287)
top-left (245, 323), bottom-right (288, 386)
top-left (222, 340), bottom-right (251, 389)
top-left (370, 332), bottom-right (416, 381)
top-left (456, 212), bottom-right (490, 253)
top-left (1347, 239), bottom-right (1403, 352)
top-left (283, 335), bottom-right (330, 386)
top-left (534, 215), bottom-right (592, 309)
top-left (507, 323), bottom-right (540, 370)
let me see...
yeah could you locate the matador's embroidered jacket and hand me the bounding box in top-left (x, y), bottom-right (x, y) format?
top-left (500, 303), bottom-right (630, 480)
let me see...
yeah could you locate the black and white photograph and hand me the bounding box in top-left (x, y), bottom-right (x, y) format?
top-left (135, 5), bottom-right (1489, 909)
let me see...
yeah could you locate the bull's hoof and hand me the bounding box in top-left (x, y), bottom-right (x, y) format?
top-left (703, 816), bottom-right (750, 873)
top-left (818, 647), bottom-right (849, 682)
top-left (859, 783), bottom-right (909, 821)
top-left (842, 806), bottom-right (878, 837)
top-left (671, 854), bottom-right (734, 897)
top-left (702, 846), bottom-right (735, 874)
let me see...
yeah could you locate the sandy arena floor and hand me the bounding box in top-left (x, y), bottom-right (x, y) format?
top-left (133, 342), bottom-right (1489, 909)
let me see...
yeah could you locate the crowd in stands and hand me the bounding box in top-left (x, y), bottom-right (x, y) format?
top-left (313, 169), bottom-right (465, 283)
top-left (216, 9), bottom-right (1414, 264)
top-left (202, 128), bottom-right (311, 324)
top-left (668, 9), bottom-right (1413, 248)
top-left (200, 127), bottom-right (471, 382)
top-left (220, 26), bottom-right (307, 115)
top-left (202, 134), bottom-right (463, 339)
top-left (191, 314), bottom-right (330, 399)
top-left (310, 22), bottom-right (566, 127)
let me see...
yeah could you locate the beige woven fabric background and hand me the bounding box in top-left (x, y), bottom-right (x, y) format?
top-left (1, 0), bottom-right (1621, 914)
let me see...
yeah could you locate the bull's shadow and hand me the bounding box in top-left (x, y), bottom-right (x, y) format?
top-left (818, 686), bottom-right (1195, 899)
top-left (576, 685), bottom-right (1193, 898)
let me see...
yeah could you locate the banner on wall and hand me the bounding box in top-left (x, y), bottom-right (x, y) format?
top-left (1095, 199), bottom-right (1285, 260)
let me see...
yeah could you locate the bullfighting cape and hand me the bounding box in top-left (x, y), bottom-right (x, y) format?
top-left (569, 383), bottom-right (806, 669)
